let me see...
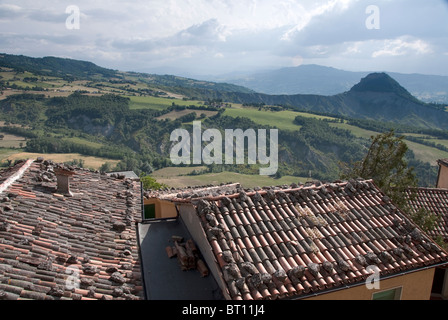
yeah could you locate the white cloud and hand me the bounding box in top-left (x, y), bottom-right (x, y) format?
top-left (344, 43), bottom-right (362, 55)
top-left (372, 37), bottom-right (432, 58)
top-left (281, 0), bottom-right (356, 41)
top-left (176, 19), bottom-right (230, 44)
top-left (0, 3), bottom-right (22, 12)
top-left (0, 0), bottom-right (447, 75)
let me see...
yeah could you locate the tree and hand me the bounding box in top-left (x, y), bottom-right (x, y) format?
top-left (140, 162), bottom-right (154, 174)
top-left (140, 174), bottom-right (167, 191)
top-left (342, 130), bottom-right (438, 233)
top-left (343, 130), bottom-right (416, 208)
top-left (100, 162), bottom-right (111, 173)
top-left (409, 207), bottom-right (440, 234)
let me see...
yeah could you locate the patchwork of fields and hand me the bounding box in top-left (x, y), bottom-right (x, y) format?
top-left (151, 166), bottom-right (309, 189)
top-left (1, 69), bottom-right (448, 187)
top-left (3, 152), bottom-right (119, 170)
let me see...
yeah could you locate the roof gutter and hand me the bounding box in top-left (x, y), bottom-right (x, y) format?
top-left (288, 262), bottom-right (448, 300)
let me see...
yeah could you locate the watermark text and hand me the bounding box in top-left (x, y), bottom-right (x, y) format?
top-left (365, 265), bottom-right (381, 290)
top-left (170, 121), bottom-right (278, 176)
top-left (365, 5), bottom-right (380, 30)
top-left (66, 5), bottom-right (81, 30)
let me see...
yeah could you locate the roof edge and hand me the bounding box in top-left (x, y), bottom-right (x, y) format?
top-left (438, 159), bottom-right (448, 167)
top-left (0, 159), bottom-right (34, 194)
top-left (292, 261), bottom-right (448, 300)
top-left (407, 187), bottom-right (448, 192)
top-left (172, 179), bottom-right (375, 204)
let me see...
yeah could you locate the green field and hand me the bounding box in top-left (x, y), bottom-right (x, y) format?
top-left (0, 132), bottom-right (27, 148)
top-left (330, 122), bottom-right (379, 139)
top-left (425, 138), bottom-right (448, 149)
top-left (0, 148), bottom-right (18, 160)
top-left (404, 140), bottom-right (448, 165)
top-left (128, 96), bottom-right (203, 111)
top-left (222, 106), bottom-right (448, 166)
top-left (330, 123), bottom-right (448, 164)
top-left (223, 106), bottom-right (336, 132)
top-left (152, 166), bottom-right (309, 189)
top-left (1, 152), bottom-right (120, 170)
top-left (0, 71), bottom-right (58, 90)
top-left (157, 109), bottom-right (218, 120)
top-left (65, 137), bottom-right (105, 149)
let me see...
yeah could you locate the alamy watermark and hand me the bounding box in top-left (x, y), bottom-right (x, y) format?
top-left (365, 265), bottom-right (381, 290)
top-left (65, 265), bottom-right (80, 290)
top-left (365, 5), bottom-right (380, 30)
top-left (66, 5), bottom-right (81, 30)
top-left (170, 121), bottom-right (279, 176)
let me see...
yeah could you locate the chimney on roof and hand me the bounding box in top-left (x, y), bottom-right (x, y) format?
top-left (54, 167), bottom-right (76, 197)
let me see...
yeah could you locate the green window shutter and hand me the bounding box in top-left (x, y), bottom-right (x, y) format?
top-left (372, 288), bottom-right (402, 300)
top-left (144, 204), bottom-right (156, 220)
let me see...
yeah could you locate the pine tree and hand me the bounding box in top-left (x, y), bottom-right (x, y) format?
top-left (342, 130), bottom-right (438, 233)
top-left (348, 130), bottom-right (416, 208)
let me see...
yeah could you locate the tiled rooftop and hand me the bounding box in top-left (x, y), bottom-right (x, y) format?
top-left (0, 159), bottom-right (143, 300)
top-left (406, 187), bottom-right (448, 243)
top-left (438, 159), bottom-right (448, 167)
top-left (144, 183), bottom-right (242, 201)
top-left (177, 179), bottom-right (448, 300)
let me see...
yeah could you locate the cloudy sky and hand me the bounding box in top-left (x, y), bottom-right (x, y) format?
top-left (1, 0), bottom-right (447, 77)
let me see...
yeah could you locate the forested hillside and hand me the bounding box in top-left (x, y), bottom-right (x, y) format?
top-left (0, 91), bottom-right (440, 186)
top-left (0, 92), bottom-right (361, 180)
top-left (0, 54), bottom-right (118, 80)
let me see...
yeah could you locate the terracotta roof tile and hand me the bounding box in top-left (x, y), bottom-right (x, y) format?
top-left (144, 183), bottom-right (243, 201)
top-left (180, 179), bottom-right (448, 300)
top-left (406, 187), bottom-right (448, 242)
top-left (0, 159), bottom-right (143, 300)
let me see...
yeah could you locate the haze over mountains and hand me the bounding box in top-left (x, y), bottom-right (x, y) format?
top-left (204, 64), bottom-right (448, 104)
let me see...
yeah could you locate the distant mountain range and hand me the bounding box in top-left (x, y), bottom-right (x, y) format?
top-left (194, 72), bottom-right (448, 130)
top-left (207, 64), bottom-right (448, 104)
top-left (0, 53), bottom-right (254, 94)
